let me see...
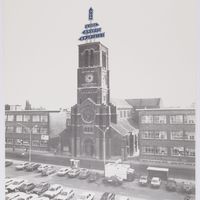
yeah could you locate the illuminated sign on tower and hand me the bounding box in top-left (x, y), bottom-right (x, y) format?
top-left (79, 7), bottom-right (105, 41)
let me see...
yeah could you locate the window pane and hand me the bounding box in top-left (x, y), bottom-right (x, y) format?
top-left (154, 115), bottom-right (166, 124)
top-left (32, 140), bottom-right (40, 147)
top-left (32, 115), bottom-right (40, 122)
top-left (185, 132), bottom-right (195, 140)
top-left (184, 115), bottom-right (195, 124)
top-left (24, 115), bottom-right (31, 122)
top-left (7, 115), bottom-right (14, 121)
top-left (16, 115), bottom-right (23, 122)
top-left (41, 115), bottom-right (48, 122)
top-left (185, 148), bottom-right (195, 157)
top-left (155, 147), bottom-right (167, 155)
top-left (16, 126), bottom-right (22, 133)
top-left (141, 116), bottom-right (153, 124)
top-left (142, 146), bottom-right (154, 155)
top-left (170, 115), bottom-right (183, 124)
top-left (6, 126), bottom-right (14, 133)
top-left (40, 140), bottom-right (48, 147)
top-left (40, 128), bottom-right (48, 134)
top-left (6, 138), bottom-right (13, 144)
top-left (171, 131), bottom-right (184, 140)
top-left (23, 139), bottom-right (30, 146)
top-left (32, 127), bottom-right (39, 134)
top-left (171, 147), bottom-right (184, 156)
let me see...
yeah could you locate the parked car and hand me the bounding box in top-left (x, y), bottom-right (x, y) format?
top-left (68, 168), bottom-right (81, 178)
top-left (100, 192), bottom-right (115, 200)
top-left (54, 187), bottom-right (75, 200)
top-left (12, 192), bottom-right (38, 200)
top-left (37, 164), bottom-right (49, 173)
top-left (184, 194), bottom-right (195, 200)
top-left (15, 162), bottom-right (30, 170)
top-left (76, 192), bottom-right (95, 200)
top-left (26, 163), bottom-right (41, 172)
top-left (115, 195), bottom-right (130, 200)
top-left (43, 184), bottom-right (63, 199)
top-left (150, 177), bottom-right (161, 188)
top-left (32, 182), bottom-right (50, 195)
top-left (138, 176), bottom-right (148, 186)
top-left (31, 197), bottom-right (50, 200)
top-left (5, 189), bottom-right (9, 194)
top-left (7, 179), bottom-right (27, 192)
top-left (41, 167), bottom-right (56, 176)
top-left (6, 192), bottom-right (24, 200)
top-left (88, 172), bottom-right (100, 183)
top-left (165, 179), bottom-right (177, 191)
top-left (79, 168), bottom-right (90, 179)
top-left (182, 182), bottom-right (193, 194)
top-left (102, 176), bottom-right (123, 186)
top-left (56, 167), bottom-right (71, 176)
top-left (18, 182), bottom-right (36, 193)
top-left (5, 178), bottom-right (16, 188)
top-left (5, 160), bottom-right (13, 167)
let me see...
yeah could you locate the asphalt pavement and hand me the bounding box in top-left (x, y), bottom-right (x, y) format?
top-left (6, 149), bottom-right (195, 180)
top-left (5, 159), bottom-right (195, 200)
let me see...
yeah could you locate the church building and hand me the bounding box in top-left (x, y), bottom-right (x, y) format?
top-left (70, 8), bottom-right (139, 160)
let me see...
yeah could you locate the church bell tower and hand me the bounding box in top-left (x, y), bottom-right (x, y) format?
top-left (71, 8), bottom-right (116, 159)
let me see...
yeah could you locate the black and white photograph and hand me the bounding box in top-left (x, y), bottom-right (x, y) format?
top-left (1, 0), bottom-right (199, 200)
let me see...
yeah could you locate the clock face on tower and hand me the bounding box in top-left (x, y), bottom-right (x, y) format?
top-left (85, 74), bottom-right (94, 83)
top-left (81, 107), bottom-right (95, 123)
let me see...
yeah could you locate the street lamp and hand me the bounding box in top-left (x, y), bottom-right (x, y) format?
top-left (17, 123), bottom-right (37, 163)
top-left (95, 126), bottom-right (109, 168)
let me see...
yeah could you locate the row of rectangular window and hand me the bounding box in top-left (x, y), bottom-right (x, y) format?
top-left (119, 110), bottom-right (131, 119)
top-left (5, 114), bottom-right (48, 122)
top-left (142, 146), bottom-right (195, 157)
top-left (6, 126), bottom-right (48, 134)
top-left (141, 131), bottom-right (195, 141)
top-left (141, 115), bottom-right (195, 124)
top-left (6, 139), bottom-right (48, 147)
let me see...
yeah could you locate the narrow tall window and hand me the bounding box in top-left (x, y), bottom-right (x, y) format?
top-left (90, 49), bottom-right (94, 66)
top-left (84, 50), bottom-right (89, 67)
top-left (102, 51), bottom-right (106, 67)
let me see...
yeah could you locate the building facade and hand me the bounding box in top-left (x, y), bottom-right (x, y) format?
top-left (5, 107), bottom-right (63, 151)
top-left (138, 108), bottom-right (195, 163)
top-left (70, 42), bottom-right (139, 160)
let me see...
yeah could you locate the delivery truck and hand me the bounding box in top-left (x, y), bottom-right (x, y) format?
top-left (104, 162), bottom-right (135, 181)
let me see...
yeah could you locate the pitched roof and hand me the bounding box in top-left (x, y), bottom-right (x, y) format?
top-left (110, 119), bottom-right (138, 136)
top-left (125, 98), bottom-right (161, 109)
top-left (111, 98), bottom-right (132, 109)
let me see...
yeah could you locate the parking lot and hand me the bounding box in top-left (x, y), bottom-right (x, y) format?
top-left (5, 159), bottom-right (193, 200)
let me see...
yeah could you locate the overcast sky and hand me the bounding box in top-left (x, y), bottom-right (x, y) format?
top-left (4, 0), bottom-right (197, 109)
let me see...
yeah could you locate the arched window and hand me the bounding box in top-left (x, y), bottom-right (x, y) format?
top-left (84, 50), bottom-right (89, 67)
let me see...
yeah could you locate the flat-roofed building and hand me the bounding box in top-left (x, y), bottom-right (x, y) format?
top-left (138, 108), bottom-right (195, 164)
top-left (5, 106), bottom-right (66, 151)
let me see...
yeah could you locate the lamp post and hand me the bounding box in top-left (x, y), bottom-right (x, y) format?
top-left (17, 123), bottom-right (37, 163)
top-left (95, 126), bottom-right (109, 168)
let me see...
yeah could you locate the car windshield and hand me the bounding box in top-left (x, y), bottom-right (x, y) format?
top-left (36, 184), bottom-right (43, 188)
top-left (78, 194), bottom-right (86, 200)
top-left (152, 179), bottom-right (158, 183)
top-left (140, 177), bottom-right (147, 180)
top-left (20, 183), bottom-right (26, 187)
top-left (49, 187), bottom-right (56, 191)
top-left (61, 192), bottom-right (68, 195)
top-left (12, 181), bottom-right (21, 185)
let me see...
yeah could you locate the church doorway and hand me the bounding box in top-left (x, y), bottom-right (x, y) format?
top-left (83, 138), bottom-right (95, 157)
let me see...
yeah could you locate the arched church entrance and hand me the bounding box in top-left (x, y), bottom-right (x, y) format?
top-left (83, 138), bottom-right (95, 157)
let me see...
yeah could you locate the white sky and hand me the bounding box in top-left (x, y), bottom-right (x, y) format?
top-left (4, 0), bottom-right (197, 109)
